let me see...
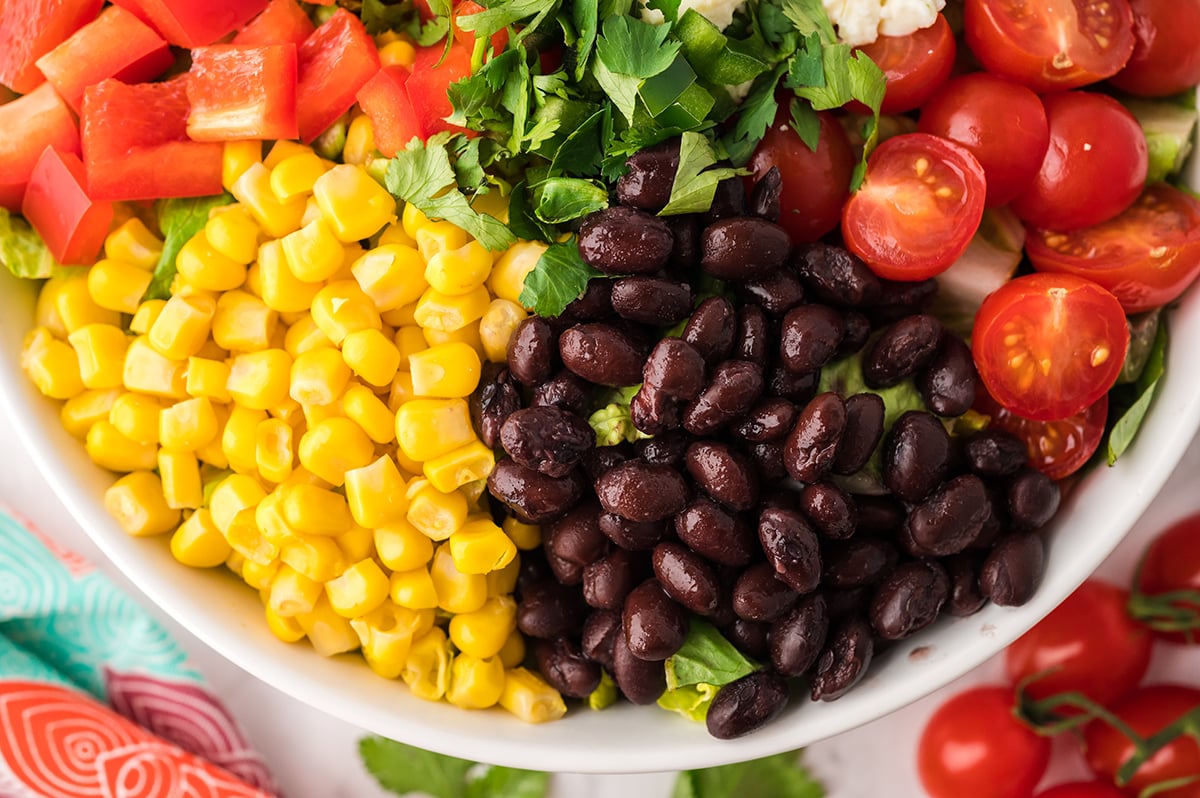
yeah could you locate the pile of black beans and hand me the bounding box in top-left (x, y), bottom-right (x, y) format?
top-left (477, 141), bottom-right (1063, 740)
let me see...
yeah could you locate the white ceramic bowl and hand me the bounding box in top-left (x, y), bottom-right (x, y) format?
top-left (2, 148), bottom-right (1198, 776)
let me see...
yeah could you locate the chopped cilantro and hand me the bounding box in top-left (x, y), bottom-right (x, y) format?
top-left (660, 132), bottom-right (747, 215)
top-left (518, 239), bottom-right (603, 316)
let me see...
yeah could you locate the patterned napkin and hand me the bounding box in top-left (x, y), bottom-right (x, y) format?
top-left (0, 506), bottom-right (280, 798)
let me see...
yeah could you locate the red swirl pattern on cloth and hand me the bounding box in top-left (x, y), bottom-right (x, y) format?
top-left (0, 504), bottom-right (93, 577)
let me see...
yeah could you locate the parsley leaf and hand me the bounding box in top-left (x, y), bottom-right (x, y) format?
top-left (780, 0), bottom-right (837, 43)
top-left (455, 0), bottom-right (559, 42)
top-left (360, 737), bottom-right (550, 798)
top-left (385, 140), bottom-right (516, 250)
top-left (466, 766), bottom-right (550, 798)
top-left (721, 63), bottom-right (786, 166)
top-left (595, 16), bottom-right (681, 80)
top-left (144, 193), bottom-right (234, 301)
top-left (519, 238), bottom-right (603, 316)
top-left (592, 56), bottom-right (641, 125)
top-left (572, 0), bottom-right (600, 79)
top-left (672, 752), bottom-right (826, 798)
top-left (0, 207), bottom-right (58, 280)
top-left (533, 177), bottom-right (609, 223)
top-left (789, 97), bottom-right (821, 151)
top-left (660, 132), bottom-right (746, 215)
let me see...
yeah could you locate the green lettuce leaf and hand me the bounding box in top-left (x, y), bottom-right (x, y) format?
top-left (659, 620), bottom-right (759, 721)
top-left (0, 208), bottom-right (59, 280)
top-left (144, 193), bottom-right (234, 301)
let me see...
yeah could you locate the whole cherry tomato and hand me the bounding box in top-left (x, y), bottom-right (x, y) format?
top-left (1036, 783), bottom-right (1126, 798)
top-left (852, 14), bottom-right (956, 114)
top-left (1110, 0), bottom-right (1200, 97)
top-left (1083, 685), bottom-right (1200, 798)
top-left (1131, 512), bottom-right (1200, 644)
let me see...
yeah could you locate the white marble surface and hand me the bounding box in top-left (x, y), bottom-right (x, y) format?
top-left (3, 413), bottom-right (1198, 798)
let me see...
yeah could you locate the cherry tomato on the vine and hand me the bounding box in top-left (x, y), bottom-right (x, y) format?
top-left (1110, 0), bottom-right (1200, 97)
top-left (974, 389), bottom-right (1108, 481)
top-left (1132, 512), bottom-right (1200, 645)
top-left (841, 132), bottom-right (986, 281)
top-left (851, 13), bottom-right (956, 114)
top-left (1083, 685), bottom-right (1200, 798)
top-left (972, 273), bottom-right (1128, 422)
top-left (918, 686), bottom-right (1052, 798)
top-left (1036, 783), bottom-right (1126, 798)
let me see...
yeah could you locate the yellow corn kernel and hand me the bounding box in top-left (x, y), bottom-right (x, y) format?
top-left (388, 566), bottom-right (439, 609)
top-left (289, 347), bottom-right (351, 407)
top-left (342, 115), bottom-right (377, 166)
top-left (424, 241), bottom-right (492, 298)
top-left (448, 518), bottom-right (517, 575)
top-left (270, 151), bottom-right (328, 201)
top-left (205, 205), bottom-right (260, 266)
top-left (158, 448), bottom-right (202, 509)
top-left (85, 258), bottom-right (152, 314)
top-left (449, 595), bottom-right (517, 660)
top-left (351, 602), bottom-right (423, 679)
top-left (194, 404), bottom-right (230, 468)
top-left (255, 418), bottom-right (294, 484)
top-left (280, 218), bottom-right (343, 284)
top-left (344, 455), bottom-right (408, 529)
top-left (280, 482), bottom-right (352, 535)
top-left (402, 626), bottom-right (452, 701)
top-left (104, 471), bottom-right (180, 536)
top-left (175, 232), bottom-right (248, 292)
top-left (498, 630), bottom-right (525, 669)
top-left (268, 563), bottom-right (324, 617)
top-left (211, 291), bottom-right (278, 353)
top-left (408, 342), bottom-right (481, 399)
top-left (338, 523), bottom-right (375, 562)
top-left (479, 299), bottom-right (527, 364)
top-left (301, 396), bottom-right (344, 427)
top-left (502, 519), bottom-right (542, 555)
top-left (263, 140), bottom-right (311, 170)
top-left (282, 315), bottom-right (331, 360)
top-left (420, 323), bottom-right (484, 362)
top-left (265, 604), bottom-right (306, 643)
top-left (401, 202), bottom-right (430, 240)
top-left (255, 490), bottom-right (297, 547)
top-left (414, 221), bottom-right (469, 262)
top-left (225, 506), bottom-right (279, 565)
top-left (278, 466), bottom-right (332, 490)
top-left (387, 371), bottom-right (416, 414)
top-left (146, 295), bottom-right (215, 362)
top-left (488, 241), bottom-right (546, 307)
top-left (429, 543), bottom-right (487, 613)
top-left (413, 285), bottom-right (490, 332)
top-left (348, 244), bottom-right (426, 313)
top-left (375, 520), bottom-right (434, 573)
top-left (487, 556), bottom-right (520, 598)
top-left (422, 440), bottom-right (494, 494)
top-left (122, 337), bottom-right (187, 400)
top-left (309, 280), bottom-right (381, 346)
top-left (103, 217), bottom-right (162, 270)
top-left (500, 667), bottom-right (567, 723)
top-left (312, 164), bottom-right (396, 242)
top-left (222, 405), bottom-right (266, 474)
top-left (253, 251), bottom-right (312, 320)
top-left (298, 417), bottom-right (375, 486)
top-left (86, 421), bottom-right (156, 471)
top-left (226, 349), bottom-right (292, 410)
top-left (300, 197), bottom-right (323, 227)
top-left (222, 140), bottom-right (262, 191)
top-left (242, 555), bottom-right (281, 591)
top-left (208, 473), bottom-right (267, 531)
top-left (326, 558), bottom-right (389, 618)
top-left (446, 654), bottom-right (505, 710)
top-left (159, 396), bottom-right (219, 451)
top-left (337, 329), bottom-right (398, 388)
top-left (394, 398), bottom-right (475, 462)
top-left (376, 221), bottom-right (415, 248)
top-left (460, 478), bottom-right (489, 512)
top-left (184, 357), bottom-right (230, 402)
top-left (231, 161), bottom-right (307, 239)
top-left (296, 595), bottom-right (361, 657)
top-left (392, 325), bottom-right (426, 369)
top-left (170, 508), bottom-right (231, 567)
top-left (281, 533), bottom-right (345, 583)
top-left (21, 328), bottom-right (84, 399)
top-left (378, 39), bottom-right (416, 68)
top-left (381, 301), bottom-right (418, 328)
top-left (61, 388), bottom-right (122, 439)
top-left (225, 550), bottom-right (247, 577)
top-left (109, 392), bottom-right (162, 445)
top-left (129, 299), bottom-right (165, 335)
top-left (67, 324), bottom-right (134, 391)
top-left (341, 384), bottom-right (394, 444)
top-left (407, 482), bottom-right (469, 541)
top-left (39, 276), bottom-right (121, 338)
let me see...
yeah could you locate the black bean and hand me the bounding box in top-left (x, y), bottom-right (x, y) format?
top-left (612, 630), bottom-right (666, 704)
top-left (471, 366), bottom-right (521, 449)
top-left (706, 671), bottom-right (790, 739)
top-left (581, 609), bottom-right (621, 670)
top-left (623, 579), bottom-right (689, 661)
top-left (616, 140), bottom-right (680, 211)
top-left (500, 406), bottom-right (594, 478)
top-left (700, 217), bottom-right (791, 281)
top-left (869, 560), bottom-right (949, 640)
top-left (980, 532), bottom-right (1044, 606)
top-left (517, 549), bottom-right (552, 593)
top-left (826, 587), bottom-right (871, 619)
top-left (769, 593), bottom-right (829, 677)
top-left (562, 278), bottom-right (614, 322)
top-left (732, 562), bottom-right (799, 622)
top-left (823, 538), bottom-right (898, 589)
top-left (559, 323), bottom-right (646, 387)
top-left (578, 207), bottom-right (674, 274)
top-left (853, 495), bottom-right (906, 536)
top-left (488, 459), bottom-right (584, 524)
top-left (970, 484), bottom-right (1007, 551)
top-left (741, 270), bottom-right (806, 316)
top-left (758, 507), bottom-right (822, 594)
top-left (668, 215), bottom-right (701, 273)
top-left (735, 305), bottom-right (771, 367)
top-left (518, 579), bottom-right (589, 638)
top-left (734, 398), bottom-right (797, 443)
top-left (811, 615), bottom-right (874, 701)
top-left (545, 501), bottom-right (609, 566)
top-left (862, 314), bottom-right (943, 388)
top-left (596, 460), bottom-right (689, 522)
top-left (583, 548), bottom-right (643, 610)
top-left (683, 296), bottom-right (736, 366)
top-left (636, 431), bottom-right (690, 467)
top-left (944, 552), bottom-right (988, 617)
top-left (507, 316), bottom-right (557, 387)
top-left (611, 276), bottom-right (693, 326)
top-left (675, 498), bottom-right (758, 566)
top-left (882, 411), bottom-right (952, 503)
top-left (629, 384), bottom-right (681, 436)
top-left (905, 474), bottom-right (989, 557)
top-left (682, 360), bottom-right (765, 436)
top-left (918, 333), bottom-right (977, 417)
top-left (793, 242), bottom-right (882, 307)
top-left (653, 542), bottom-right (721, 615)
top-left (964, 429), bottom-right (1027, 479)
top-left (642, 338), bottom-right (706, 400)
top-left (779, 305), bottom-right (844, 374)
top-left (726, 618), bottom-right (770, 659)
top-left (546, 549), bottom-right (584, 584)
top-left (705, 176), bottom-right (747, 222)
top-left (685, 441), bottom-right (760, 512)
top-left (749, 165), bottom-right (781, 221)
top-left (599, 512), bottom-right (667, 551)
top-left (580, 445), bottom-right (632, 482)
top-left (783, 392), bottom-right (846, 483)
top-left (534, 637), bottom-right (602, 699)
top-left (865, 278), bottom-right (937, 323)
top-left (1007, 469), bottom-right (1061, 530)
top-left (832, 393), bottom-right (885, 476)
top-left (767, 365), bottom-right (819, 403)
top-left (531, 369), bottom-right (591, 417)
top-left (799, 481), bottom-right (856, 540)
top-left (837, 311), bottom-right (871, 357)
top-left (749, 442), bottom-right (788, 482)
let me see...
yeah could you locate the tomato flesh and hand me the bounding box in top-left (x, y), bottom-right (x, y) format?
top-left (975, 390), bottom-right (1107, 481)
top-left (187, 44), bottom-right (299, 142)
top-left (842, 132), bottom-right (986, 281)
top-left (111, 0), bottom-right (268, 47)
top-left (296, 9), bottom-right (380, 143)
top-left (233, 0), bottom-right (315, 47)
top-left (1135, 512), bottom-right (1200, 645)
top-left (21, 147), bottom-right (113, 266)
top-left (1110, 0), bottom-right (1200, 97)
top-left (0, 83), bottom-right (80, 212)
top-left (972, 273), bottom-right (1128, 422)
top-left (357, 66), bottom-right (426, 158)
top-left (1083, 685), bottom-right (1200, 798)
top-left (0, 0), bottom-right (104, 93)
top-left (1036, 784), bottom-right (1127, 798)
top-left (851, 14), bottom-right (956, 114)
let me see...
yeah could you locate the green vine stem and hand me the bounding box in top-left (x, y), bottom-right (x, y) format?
top-left (1127, 588), bottom-right (1200, 639)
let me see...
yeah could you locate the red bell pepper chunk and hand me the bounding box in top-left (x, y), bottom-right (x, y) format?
top-left (0, 0), bottom-right (104, 93)
top-left (452, 0), bottom-right (510, 57)
top-left (82, 78), bottom-right (223, 201)
top-left (0, 84), bottom-right (80, 212)
top-left (233, 0), bottom-right (315, 47)
top-left (406, 41), bottom-right (476, 137)
top-left (296, 9), bottom-right (381, 143)
top-left (187, 44), bottom-right (298, 142)
top-left (35, 5), bottom-right (173, 113)
top-left (22, 147), bottom-right (113, 266)
top-left (357, 67), bottom-right (426, 158)
top-left (110, 0), bottom-right (268, 48)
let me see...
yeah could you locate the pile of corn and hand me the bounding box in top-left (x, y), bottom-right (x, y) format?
top-left (20, 137), bottom-right (566, 723)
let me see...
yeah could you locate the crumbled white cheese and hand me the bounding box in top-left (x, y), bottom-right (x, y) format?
top-left (822, 0), bottom-right (945, 47)
top-left (640, 0), bottom-right (746, 34)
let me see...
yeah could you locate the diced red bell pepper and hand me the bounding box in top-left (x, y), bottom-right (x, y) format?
top-left (187, 44), bottom-right (298, 142)
top-left (110, 0), bottom-right (268, 48)
top-left (406, 41), bottom-right (476, 137)
top-left (0, 83), bottom-right (80, 212)
top-left (357, 67), bottom-right (426, 158)
top-left (0, 0), bottom-right (104, 93)
top-left (22, 147), bottom-right (113, 265)
top-left (451, 0), bottom-right (510, 57)
top-left (35, 5), bottom-right (173, 113)
top-left (233, 0), bottom-right (314, 47)
top-left (82, 78), bottom-right (223, 201)
top-left (296, 9), bottom-right (380, 143)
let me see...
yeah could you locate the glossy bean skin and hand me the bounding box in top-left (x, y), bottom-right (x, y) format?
top-left (735, 305), bottom-right (770, 366)
top-left (517, 579), bottom-right (589, 639)
top-left (629, 384), bottom-right (681, 436)
top-left (749, 165), bottom-right (781, 221)
top-left (668, 215), bottom-right (701, 273)
top-left (767, 365), bottom-right (819, 404)
top-left (734, 398), bottom-right (797, 443)
top-left (531, 370), bottom-right (591, 417)
top-left (595, 460), bottom-right (689, 522)
top-left (793, 242), bottom-right (882, 307)
top-left (837, 311), bottom-right (871, 356)
top-left (581, 445), bottom-right (632, 482)
top-left (868, 560), bottom-right (949, 640)
top-left (545, 501), bottom-right (609, 566)
top-left (488, 459), bottom-right (584, 524)
top-left (853, 495), bottom-right (906, 536)
top-left (865, 278), bottom-right (937, 324)
top-left (599, 513), bottom-right (668, 551)
top-left (706, 671), bottom-right (790, 739)
top-left (832, 393), bottom-right (884, 476)
top-left (581, 609), bottom-right (621, 670)
top-left (682, 296), bottom-right (736, 365)
top-left (748, 442), bottom-right (788, 483)
top-left (612, 629), bottom-right (667, 704)
top-left (905, 474), bottom-right (989, 557)
top-left (611, 276), bottom-right (693, 326)
top-left (1007, 469), bottom-right (1061, 530)
top-left (547, 549), bottom-right (584, 585)
top-left (559, 323), bottom-right (647, 387)
top-left (758, 507), bottom-right (822, 594)
top-left (769, 593), bottom-right (830, 678)
top-left (535, 637), bottom-right (602, 699)
top-left (964, 429), bottom-right (1027, 478)
top-left (741, 270), bottom-right (806, 316)
top-left (810, 615), bottom-right (874, 701)
top-left (726, 618), bottom-right (770, 659)
top-left (980, 531), bottom-right (1044, 606)
top-left (944, 552), bottom-right (988, 617)
top-left (653, 542), bottom-right (721, 615)
top-left (779, 305), bottom-right (844, 375)
top-left (472, 366), bottom-right (521, 449)
top-left (917, 333), bottom-right (977, 417)
top-left (705, 176), bottom-right (747, 222)
top-left (507, 316), bottom-right (557, 387)
top-left (683, 360), bottom-right (765, 436)
top-left (616, 141), bottom-right (680, 211)
top-left (561, 278), bottom-right (614, 322)
top-left (642, 338), bottom-right (706, 400)
top-left (783, 392), bottom-right (846, 483)
top-left (862, 314), bottom-right (943, 388)
top-left (823, 537), bottom-right (898, 589)
top-left (636, 431), bottom-right (690, 467)
top-left (701, 217), bottom-right (791, 281)
top-left (623, 579), bottom-right (689, 661)
top-left (799, 482), bottom-right (856, 540)
top-left (675, 498), bottom-right (758, 566)
top-left (578, 207), bottom-right (674, 274)
top-left (500, 406), bottom-right (595, 478)
top-left (685, 441), bottom-right (760, 512)
top-left (732, 562), bottom-right (800, 622)
top-left (882, 411), bottom-right (952, 503)
top-left (583, 548), bottom-right (644, 610)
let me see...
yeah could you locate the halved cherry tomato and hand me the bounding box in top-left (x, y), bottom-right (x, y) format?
top-left (975, 389), bottom-right (1107, 480)
top-left (972, 273), bottom-right (1128, 422)
top-left (842, 132), bottom-right (986, 281)
top-left (1027, 185), bottom-right (1200, 314)
top-left (918, 686), bottom-right (1052, 798)
top-left (963, 0), bottom-right (1136, 92)
top-left (356, 67), bottom-right (426, 158)
top-left (1110, 0), bottom-right (1200, 97)
top-left (851, 14), bottom-right (955, 114)
top-left (233, 0), bottom-right (315, 47)
top-left (1005, 580), bottom-right (1152, 709)
top-left (111, 0), bottom-right (268, 47)
top-left (1036, 784), bottom-right (1126, 798)
top-left (745, 105), bottom-right (853, 244)
top-left (1010, 92), bottom-right (1147, 232)
top-left (1083, 685), bottom-right (1200, 798)
top-left (187, 44), bottom-right (299, 142)
top-left (0, 0), bottom-right (103, 93)
top-left (1133, 512), bottom-right (1200, 645)
top-left (0, 83), bottom-right (81, 212)
top-left (295, 9), bottom-right (380, 143)
top-left (21, 147), bottom-right (113, 266)
top-left (452, 0), bottom-right (510, 56)
top-left (917, 73), bottom-right (1048, 207)
top-left (407, 41), bottom-right (476, 137)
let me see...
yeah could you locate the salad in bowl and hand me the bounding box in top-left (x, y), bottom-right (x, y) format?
top-left (0, 0), bottom-right (1199, 771)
